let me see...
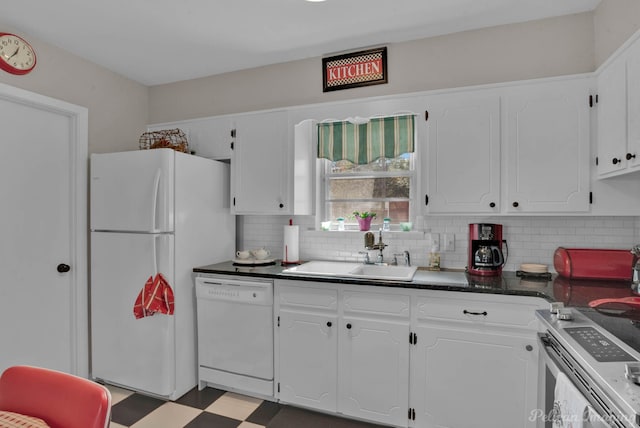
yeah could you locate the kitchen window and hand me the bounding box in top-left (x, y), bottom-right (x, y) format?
top-left (317, 115), bottom-right (416, 228)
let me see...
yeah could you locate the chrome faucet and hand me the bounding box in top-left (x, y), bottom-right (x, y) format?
top-left (392, 251), bottom-right (411, 266)
top-left (358, 251), bottom-right (372, 265)
top-left (632, 246), bottom-right (640, 290)
top-left (364, 229), bottom-right (387, 264)
top-left (404, 250), bottom-right (411, 266)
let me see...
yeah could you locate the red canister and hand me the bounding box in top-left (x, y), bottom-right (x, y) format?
top-left (553, 247), bottom-right (634, 281)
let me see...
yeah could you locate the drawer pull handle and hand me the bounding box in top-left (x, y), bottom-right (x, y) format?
top-left (346, 323), bottom-right (352, 329)
top-left (463, 310), bottom-right (488, 316)
top-left (526, 345), bottom-right (533, 352)
top-left (326, 321), bottom-right (332, 327)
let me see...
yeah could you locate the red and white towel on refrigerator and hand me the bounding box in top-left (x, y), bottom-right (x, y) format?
top-left (133, 273), bottom-right (175, 319)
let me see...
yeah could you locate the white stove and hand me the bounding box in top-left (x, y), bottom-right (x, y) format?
top-left (537, 309), bottom-right (640, 427)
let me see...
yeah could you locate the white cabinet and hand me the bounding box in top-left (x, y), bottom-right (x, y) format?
top-left (231, 110), bottom-right (291, 214)
top-left (423, 91), bottom-right (501, 213)
top-left (278, 309), bottom-right (338, 412)
top-left (410, 291), bottom-right (546, 428)
top-left (338, 290), bottom-right (410, 427)
top-left (276, 283), bottom-right (338, 412)
top-left (503, 78), bottom-right (591, 213)
top-left (422, 76), bottom-right (591, 215)
top-left (275, 281), bottom-right (410, 427)
top-left (628, 40), bottom-right (640, 172)
top-left (412, 325), bottom-right (538, 428)
top-left (148, 115), bottom-right (233, 160)
top-left (597, 36), bottom-right (640, 177)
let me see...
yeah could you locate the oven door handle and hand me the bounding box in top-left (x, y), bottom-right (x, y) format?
top-left (538, 333), bottom-right (561, 379)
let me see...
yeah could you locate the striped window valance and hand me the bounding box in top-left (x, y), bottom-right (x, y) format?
top-left (317, 115), bottom-right (415, 164)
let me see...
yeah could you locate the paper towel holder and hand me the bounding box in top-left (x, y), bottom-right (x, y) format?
top-left (282, 220), bottom-right (301, 266)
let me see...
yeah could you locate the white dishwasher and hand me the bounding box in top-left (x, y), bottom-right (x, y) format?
top-left (195, 275), bottom-right (274, 397)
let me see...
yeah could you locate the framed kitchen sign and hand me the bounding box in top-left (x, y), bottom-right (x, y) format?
top-left (322, 47), bottom-right (387, 92)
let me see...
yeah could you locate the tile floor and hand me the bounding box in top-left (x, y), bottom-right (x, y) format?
top-left (107, 384), bottom-right (387, 428)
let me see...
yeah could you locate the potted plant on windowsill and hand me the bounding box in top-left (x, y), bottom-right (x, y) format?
top-left (353, 211), bottom-right (376, 231)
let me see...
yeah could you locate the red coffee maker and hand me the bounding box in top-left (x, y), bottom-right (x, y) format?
top-left (467, 223), bottom-right (505, 276)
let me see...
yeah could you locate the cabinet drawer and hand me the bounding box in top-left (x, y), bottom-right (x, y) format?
top-left (414, 293), bottom-right (544, 329)
top-left (343, 290), bottom-right (410, 318)
top-left (278, 284), bottom-right (338, 311)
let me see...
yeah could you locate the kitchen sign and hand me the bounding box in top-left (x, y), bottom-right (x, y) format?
top-left (322, 47), bottom-right (387, 92)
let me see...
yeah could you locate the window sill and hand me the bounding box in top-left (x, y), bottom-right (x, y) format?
top-left (304, 229), bottom-right (425, 239)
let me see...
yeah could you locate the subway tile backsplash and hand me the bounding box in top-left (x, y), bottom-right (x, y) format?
top-left (238, 215), bottom-right (640, 273)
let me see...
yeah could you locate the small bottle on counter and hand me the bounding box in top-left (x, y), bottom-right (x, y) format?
top-left (337, 217), bottom-right (345, 231)
top-left (382, 217), bottom-right (391, 231)
top-left (429, 242), bottom-right (441, 271)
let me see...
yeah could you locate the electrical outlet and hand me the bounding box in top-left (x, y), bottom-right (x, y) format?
top-left (443, 233), bottom-right (455, 252)
top-left (428, 233), bottom-right (440, 250)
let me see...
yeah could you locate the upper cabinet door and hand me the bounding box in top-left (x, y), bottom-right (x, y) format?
top-left (231, 110), bottom-right (291, 214)
top-left (148, 116), bottom-right (234, 160)
top-left (504, 78), bottom-right (591, 213)
top-left (424, 91), bottom-right (501, 214)
top-left (626, 39), bottom-right (640, 173)
top-left (597, 57), bottom-right (628, 176)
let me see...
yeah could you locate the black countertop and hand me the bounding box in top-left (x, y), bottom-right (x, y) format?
top-left (194, 260), bottom-right (559, 300)
top-left (195, 259), bottom-right (640, 360)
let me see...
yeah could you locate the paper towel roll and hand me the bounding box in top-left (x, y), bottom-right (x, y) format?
top-left (283, 225), bottom-right (300, 263)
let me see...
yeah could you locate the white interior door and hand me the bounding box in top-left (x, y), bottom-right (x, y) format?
top-left (0, 84), bottom-right (88, 375)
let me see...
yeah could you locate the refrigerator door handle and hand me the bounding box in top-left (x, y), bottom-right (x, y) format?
top-left (151, 169), bottom-right (161, 232)
top-left (153, 234), bottom-right (159, 274)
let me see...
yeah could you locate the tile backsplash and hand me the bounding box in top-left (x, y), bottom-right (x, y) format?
top-left (238, 215), bottom-right (640, 273)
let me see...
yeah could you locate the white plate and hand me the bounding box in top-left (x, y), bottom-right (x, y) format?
top-left (520, 263), bottom-right (548, 274)
top-left (233, 258), bottom-right (276, 265)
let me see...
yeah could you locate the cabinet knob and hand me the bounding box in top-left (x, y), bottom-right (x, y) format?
top-left (489, 202), bottom-right (496, 208)
top-left (612, 157), bottom-right (621, 165)
top-left (627, 153), bottom-right (637, 161)
top-left (512, 202), bottom-right (519, 208)
top-left (279, 203), bottom-right (284, 209)
top-left (326, 321), bottom-right (332, 327)
top-left (525, 345), bottom-right (533, 352)
top-left (346, 323), bottom-right (352, 329)
top-left (57, 263), bottom-right (71, 273)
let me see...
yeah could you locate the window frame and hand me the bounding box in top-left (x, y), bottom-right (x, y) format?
top-left (320, 153), bottom-right (417, 229)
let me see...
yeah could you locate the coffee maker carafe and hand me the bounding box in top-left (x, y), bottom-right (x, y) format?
top-left (468, 223), bottom-right (505, 276)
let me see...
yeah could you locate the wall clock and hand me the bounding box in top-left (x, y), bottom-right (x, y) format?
top-left (0, 33), bottom-right (36, 75)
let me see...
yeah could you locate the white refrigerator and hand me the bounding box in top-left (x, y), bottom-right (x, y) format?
top-left (90, 148), bottom-right (234, 400)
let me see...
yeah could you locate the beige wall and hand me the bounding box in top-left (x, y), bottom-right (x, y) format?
top-left (149, 12), bottom-right (595, 123)
top-left (2, 1), bottom-right (638, 147)
top-left (594, 0), bottom-right (640, 67)
top-left (0, 23), bottom-right (149, 154)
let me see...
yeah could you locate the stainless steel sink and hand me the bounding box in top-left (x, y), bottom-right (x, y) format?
top-left (281, 260), bottom-right (418, 282)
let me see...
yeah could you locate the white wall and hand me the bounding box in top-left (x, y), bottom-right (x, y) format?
top-left (241, 215), bottom-right (639, 272)
top-left (0, 23), bottom-right (149, 154)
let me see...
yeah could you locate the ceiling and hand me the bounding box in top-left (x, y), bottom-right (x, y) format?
top-left (3, 0), bottom-right (601, 86)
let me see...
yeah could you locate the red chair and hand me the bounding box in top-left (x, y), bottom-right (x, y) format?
top-left (0, 365), bottom-right (111, 428)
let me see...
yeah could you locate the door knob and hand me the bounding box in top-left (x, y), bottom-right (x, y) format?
top-left (57, 263), bottom-right (71, 273)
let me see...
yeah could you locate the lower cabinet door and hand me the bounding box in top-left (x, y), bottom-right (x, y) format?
top-left (278, 309), bottom-right (338, 412)
top-left (411, 324), bottom-right (538, 428)
top-left (338, 316), bottom-right (410, 427)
